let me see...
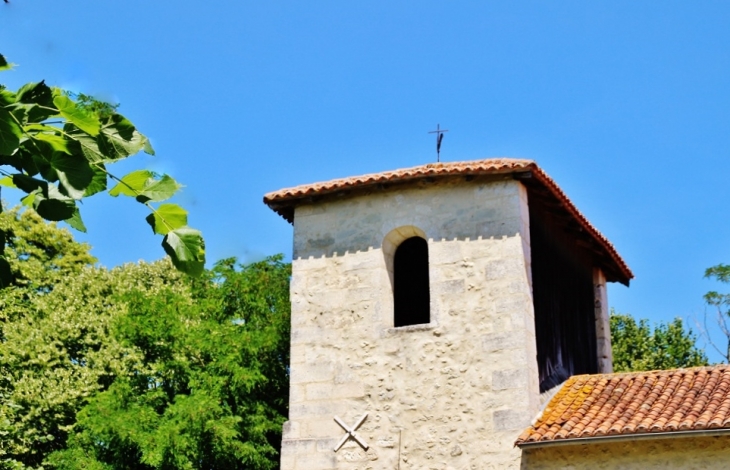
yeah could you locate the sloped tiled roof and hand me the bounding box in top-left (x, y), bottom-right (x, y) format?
top-left (516, 366), bottom-right (730, 446)
top-left (263, 158), bottom-right (633, 284)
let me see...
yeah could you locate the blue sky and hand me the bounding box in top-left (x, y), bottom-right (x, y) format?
top-left (2, 1), bottom-right (730, 360)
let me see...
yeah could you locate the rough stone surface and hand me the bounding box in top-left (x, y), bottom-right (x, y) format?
top-left (521, 435), bottom-right (730, 469)
top-left (282, 179), bottom-right (539, 469)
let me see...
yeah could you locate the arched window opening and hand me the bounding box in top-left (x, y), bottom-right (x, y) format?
top-left (394, 237), bottom-right (430, 327)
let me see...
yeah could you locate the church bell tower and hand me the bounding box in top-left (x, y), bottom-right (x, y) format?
top-left (264, 158), bottom-right (632, 469)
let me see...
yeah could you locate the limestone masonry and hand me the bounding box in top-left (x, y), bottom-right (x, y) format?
top-left (282, 178), bottom-right (539, 469)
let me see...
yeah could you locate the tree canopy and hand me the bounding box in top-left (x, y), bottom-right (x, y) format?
top-left (0, 52), bottom-right (204, 282)
top-left (0, 210), bottom-right (290, 470)
top-left (610, 310), bottom-right (708, 372)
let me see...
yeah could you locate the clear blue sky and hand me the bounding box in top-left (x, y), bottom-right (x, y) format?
top-left (2, 1), bottom-right (730, 360)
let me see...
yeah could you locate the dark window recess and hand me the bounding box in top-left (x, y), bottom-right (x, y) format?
top-left (394, 237), bottom-right (431, 327)
top-left (530, 207), bottom-right (597, 393)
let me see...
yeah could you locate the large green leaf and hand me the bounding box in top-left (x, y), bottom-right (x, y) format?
top-left (108, 170), bottom-right (153, 197)
top-left (33, 131), bottom-right (71, 154)
top-left (145, 203), bottom-right (187, 235)
top-left (32, 185), bottom-right (76, 222)
top-left (12, 174), bottom-right (47, 194)
top-left (16, 81), bottom-right (54, 107)
top-left (0, 107), bottom-right (22, 155)
top-left (65, 208), bottom-right (87, 232)
top-left (64, 126), bottom-right (107, 163)
top-left (137, 175), bottom-right (181, 203)
top-left (84, 164), bottom-right (108, 197)
top-left (162, 227), bottom-right (205, 277)
top-left (0, 88), bottom-right (16, 106)
top-left (52, 152), bottom-right (94, 200)
top-left (53, 94), bottom-right (100, 137)
top-left (95, 114), bottom-right (152, 161)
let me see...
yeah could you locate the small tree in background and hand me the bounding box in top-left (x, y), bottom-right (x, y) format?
top-left (701, 263), bottom-right (730, 362)
top-left (611, 310), bottom-right (708, 372)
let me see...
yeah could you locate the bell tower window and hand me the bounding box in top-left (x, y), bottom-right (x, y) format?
top-left (393, 236), bottom-right (431, 327)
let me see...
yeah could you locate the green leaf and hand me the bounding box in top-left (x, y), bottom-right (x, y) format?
top-left (0, 88), bottom-right (16, 106)
top-left (51, 152), bottom-right (94, 200)
top-left (97, 115), bottom-right (147, 160)
top-left (162, 227), bottom-right (205, 277)
top-left (143, 138), bottom-right (155, 156)
top-left (20, 190), bottom-right (38, 207)
top-left (16, 81), bottom-right (54, 107)
top-left (12, 174), bottom-right (47, 194)
top-left (0, 53), bottom-right (13, 72)
top-left (53, 94), bottom-right (100, 137)
top-left (0, 107), bottom-right (22, 155)
top-left (65, 208), bottom-right (87, 232)
top-left (0, 176), bottom-right (16, 188)
top-left (108, 170), bottom-right (153, 197)
top-left (137, 175), bottom-right (181, 203)
top-left (84, 164), bottom-right (107, 197)
top-left (145, 203), bottom-right (187, 235)
top-left (33, 132), bottom-right (71, 154)
top-left (32, 187), bottom-right (76, 222)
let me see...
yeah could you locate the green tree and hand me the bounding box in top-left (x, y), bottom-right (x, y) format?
top-left (0, 206), bottom-right (96, 336)
top-left (48, 256), bottom-right (291, 470)
top-left (610, 310), bottom-right (708, 372)
top-left (0, 211), bottom-right (290, 469)
top-left (0, 211), bottom-right (190, 468)
top-left (0, 53), bottom-right (205, 281)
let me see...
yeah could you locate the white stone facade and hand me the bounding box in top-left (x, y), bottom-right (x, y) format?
top-left (282, 178), bottom-right (540, 469)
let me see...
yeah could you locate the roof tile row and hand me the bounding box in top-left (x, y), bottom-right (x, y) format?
top-left (516, 366), bottom-right (730, 445)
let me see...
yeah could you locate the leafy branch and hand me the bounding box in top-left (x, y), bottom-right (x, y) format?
top-left (0, 53), bottom-right (205, 283)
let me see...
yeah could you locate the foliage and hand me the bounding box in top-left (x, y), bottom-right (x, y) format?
top-left (0, 214), bottom-right (290, 469)
top-left (611, 310), bottom-right (708, 372)
top-left (48, 256), bottom-right (291, 470)
top-left (0, 255), bottom-right (189, 467)
top-left (0, 206), bottom-right (96, 335)
top-left (0, 52), bottom-right (205, 281)
top-left (702, 263), bottom-right (730, 362)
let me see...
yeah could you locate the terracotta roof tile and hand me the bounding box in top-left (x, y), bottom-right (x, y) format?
top-left (516, 365), bottom-right (730, 446)
top-left (263, 158), bottom-right (633, 284)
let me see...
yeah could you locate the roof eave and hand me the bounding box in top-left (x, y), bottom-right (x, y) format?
top-left (516, 427), bottom-right (730, 449)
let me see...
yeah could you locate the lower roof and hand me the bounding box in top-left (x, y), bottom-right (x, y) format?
top-left (516, 365), bottom-right (730, 447)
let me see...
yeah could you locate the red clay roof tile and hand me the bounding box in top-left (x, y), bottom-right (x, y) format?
top-left (516, 366), bottom-right (730, 446)
top-left (263, 158), bottom-right (633, 284)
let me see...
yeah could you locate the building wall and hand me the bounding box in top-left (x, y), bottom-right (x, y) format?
top-left (521, 435), bottom-right (730, 469)
top-left (282, 179), bottom-right (539, 470)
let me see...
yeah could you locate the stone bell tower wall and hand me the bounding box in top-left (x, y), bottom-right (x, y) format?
top-left (282, 178), bottom-right (539, 469)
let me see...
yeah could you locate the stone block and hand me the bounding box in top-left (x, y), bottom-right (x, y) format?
top-left (290, 362), bottom-right (334, 385)
top-left (481, 332), bottom-right (524, 353)
top-left (492, 369), bottom-right (528, 391)
top-left (493, 409), bottom-right (530, 431)
top-left (306, 382), bottom-right (365, 401)
top-left (283, 420), bottom-right (300, 439)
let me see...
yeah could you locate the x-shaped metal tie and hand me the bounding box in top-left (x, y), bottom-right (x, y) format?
top-left (333, 413), bottom-right (369, 452)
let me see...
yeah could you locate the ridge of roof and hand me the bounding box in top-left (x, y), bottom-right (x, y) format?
top-left (263, 158), bottom-right (633, 283)
top-left (516, 365), bottom-right (730, 446)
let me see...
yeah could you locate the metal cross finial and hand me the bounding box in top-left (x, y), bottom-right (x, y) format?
top-left (428, 124), bottom-right (449, 162)
top-left (333, 414), bottom-right (369, 452)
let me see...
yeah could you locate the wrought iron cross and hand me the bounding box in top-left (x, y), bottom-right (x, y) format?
top-left (428, 124), bottom-right (449, 162)
top-left (333, 414), bottom-right (369, 452)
